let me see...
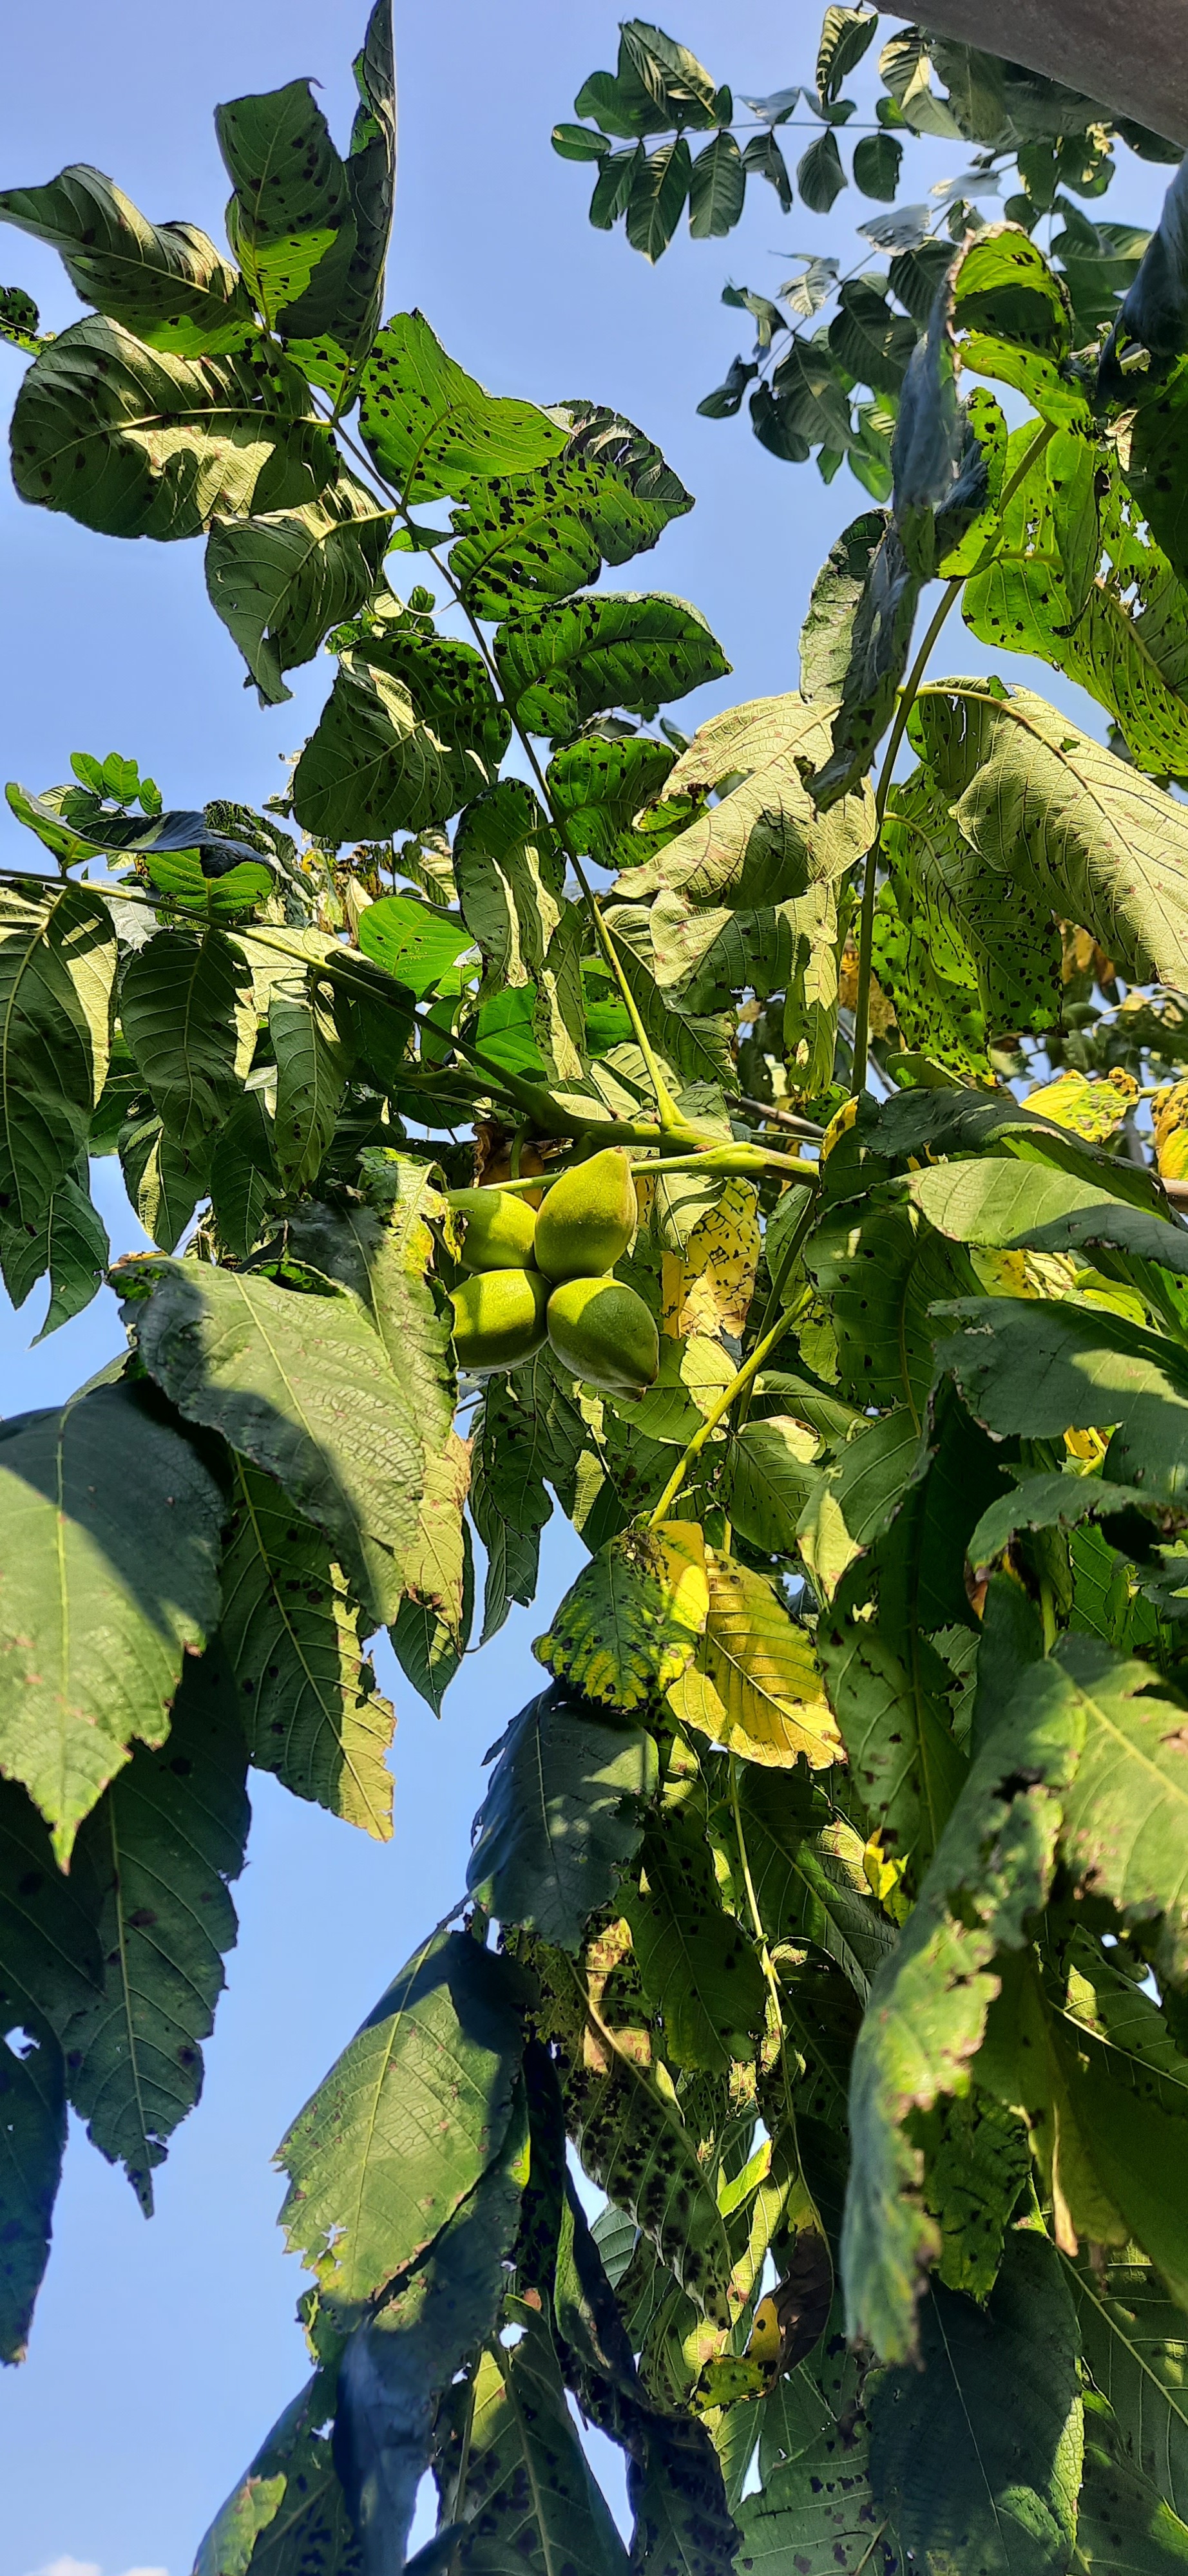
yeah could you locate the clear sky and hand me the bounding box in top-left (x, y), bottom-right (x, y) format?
top-left (0, 5), bottom-right (1172, 2571)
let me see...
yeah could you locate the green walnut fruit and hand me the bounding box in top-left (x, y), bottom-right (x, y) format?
top-left (546, 1275), bottom-right (660, 1399)
top-left (452, 1186), bottom-right (538, 1273)
top-left (451, 1267), bottom-right (548, 1372)
top-left (533, 1147), bottom-right (638, 1283)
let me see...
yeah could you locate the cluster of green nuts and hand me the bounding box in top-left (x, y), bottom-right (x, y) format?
top-left (448, 1148), bottom-right (660, 1399)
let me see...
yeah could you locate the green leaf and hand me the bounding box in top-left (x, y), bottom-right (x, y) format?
top-left (209, 1092), bottom-right (281, 1261)
top-left (908, 1155), bottom-right (1188, 1289)
top-left (535, 1525), bottom-right (709, 1714)
top-left (867, 2231), bottom-right (1082, 2571)
top-left (854, 132), bottom-right (903, 202)
top-left (10, 319), bottom-right (334, 539)
top-left (553, 123), bottom-right (613, 163)
top-left (797, 132), bottom-right (847, 215)
top-left (623, 1804), bottom-right (765, 2071)
top-left (546, 734), bottom-right (676, 865)
top-left (495, 591), bottom-right (730, 740)
top-left (119, 1115), bottom-right (208, 1253)
top-left (807, 1195), bottom-right (965, 1421)
top-left (599, 911), bottom-right (737, 1086)
top-left (1031, 1636), bottom-right (1188, 1985)
top-left (808, 524), bottom-right (921, 808)
top-left (292, 1162), bottom-right (456, 1451)
top-left (0, 1776), bottom-right (102, 2043)
top-left (335, 2127), bottom-right (527, 2572)
top-left (193, 2371), bottom-right (354, 2576)
top-left (206, 481), bottom-right (392, 705)
top-left (277, 1929), bottom-right (530, 2322)
top-left (0, 2025), bottom-right (65, 2366)
top-left (215, 75), bottom-right (354, 334)
top-left (619, 22), bottom-right (722, 129)
top-left (269, 985), bottom-right (347, 1191)
top-left (626, 139), bottom-right (693, 261)
top-left (125, 1258), bottom-right (423, 1629)
top-left (829, 281), bottom-right (917, 395)
top-left (357, 893), bottom-right (477, 998)
top-left (0, 885), bottom-right (114, 1233)
top-left (467, 1683), bottom-right (657, 1951)
top-left (734, 1761), bottom-right (896, 2002)
top-left (723, 1415), bottom-right (821, 1555)
top-left (220, 1458), bottom-right (397, 1840)
top-left (63, 1642), bottom-right (248, 2213)
top-left (742, 132), bottom-right (794, 215)
top-left (741, 2308), bottom-right (897, 2575)
top-left (877, 30), bottom-right (963, 139)
top-left (1125, 358), bottom-right (1188, 594)
top-left (689, 132), bottom-right (745, 239)
top-left (0, 1381), bottom-right (224, 1862)
top-left (292, 647), bottom-right (504, 842)
top-left (0, 164), bottom-right (256, 353)
top-left (324, 0), bottom-right (398, 382)
top-left (0, 281), bottom-right (46, 354)
top-left (963, 435), bottom-right (1188, 778)
top-left (915, 681), bottom-right (1188, 993)
top-left (1078, 2398), bottom-right (1188, 2573)
top-left (589, 146), bottom-right (646, 227)
top-left (934, 1295), bottom-right (1188, 1504)
top-left (618, 691), bottom-right (871, 906)
top-left (560, 2020), bottom-right (733, 2324)
top-left (798, 510), bottom-right (888, 703)
top-left (120, 926), bottom-right (253, 1150)
top-left (442, 2305), bottom-right (628, 2576)
top-left (358, 310), bottom-right (568, 506)
top-left (0, 1168), bottom-right (110, 1341)
top-left (454, 782), bottom-right (565, 989)
top-left (1069, 2247), bottom-right (1188, 2524)
top-left (951, 223), bottom-right (1088, 424)
top-left (817, 6), bottom-right (877, 102)
top-left (448, 402), bottom-right (693, 617)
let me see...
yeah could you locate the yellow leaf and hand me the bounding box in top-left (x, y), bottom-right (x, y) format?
top-left (667, 1557), bottom-right (840, 1769)
top-left (534, 1521), bottom-right (709, 1712)
top-left (662, 1179), bottom-right (760, 1340)
top-left (1154, 1079), bottom-right (1188, 1183)
top-left (1024, 1067), bottom-right (1137, 1144)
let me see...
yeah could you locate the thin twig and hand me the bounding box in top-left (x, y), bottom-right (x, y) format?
top-left (736, 1094), bottom-right (825, 1139)
top-left (849, 415), bottom-right (1057, 1095)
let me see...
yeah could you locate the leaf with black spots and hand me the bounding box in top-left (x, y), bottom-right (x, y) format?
top-left (62, 1642), bottom-right (249, 2213)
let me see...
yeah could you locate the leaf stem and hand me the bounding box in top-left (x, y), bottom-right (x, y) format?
top-left (848, 415), bottom-right (1057, 1097)
top-left (644, 1305), bottom-right (795, 1530)
top-left (729, 1754), bottom-right (797, 2133)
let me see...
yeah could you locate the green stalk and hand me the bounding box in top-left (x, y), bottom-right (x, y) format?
top-left (848, 415), bottom-right (1057, 1097)
top-left (450, 1140), bottom-right (819, 1202)
top-left (644, 1180), bottom-right (816, 1528)
top-left (645, 1307), bottom-right (794, 1531)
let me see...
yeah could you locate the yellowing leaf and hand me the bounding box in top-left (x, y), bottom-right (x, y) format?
top-left (662, 1179), bottom-right (760, 1339)
top-left (1023, 1067), bottom-right (1138, 1145)
top-left (667, 1557), bottom-right (841, 1769)
top-left (1154, 1079), bottom-right (1188, 1183)
top-left (534, 1521), bottom-right (708, 1712)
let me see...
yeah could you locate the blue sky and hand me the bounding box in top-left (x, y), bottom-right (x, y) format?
top-left (0, 4), bottom-right (1173, 2570)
